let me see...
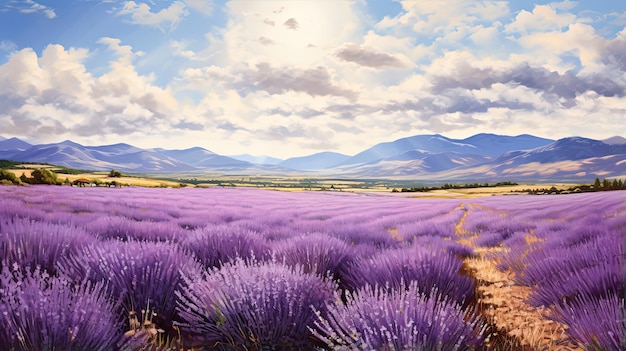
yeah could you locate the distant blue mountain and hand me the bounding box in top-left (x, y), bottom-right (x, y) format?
top-left (278, 152), bottom-right (351, 171)
top-left (337, 134), bottom-right (474, 166)
top-left (496, 137), bottom-right (626, 164)
top-left (462, 133), bottom-right (553, 153)
top-left (602, 136), bottom-right (626, 145)
top-left (91, 143), bottom-right (144, 155)
top-left (0, 137), bottom-right (33, 160)
top-left (229, 154), bottom-right (283, 165)
top-left (341, 151), bottom-right (493, 176)
top-left (0, 134), bottom-right (623, 181)
top-left (337, 133), bottom-right (553, 166)
top-left (427, 137), bottom-right (626, 182)
top-left (8, 141), bottom-right (195, 172)
top-left (0, 137), bottom-right (32, 151)
top-left (155, 146), bottom-right (215, 163)
top-left (157, 147), bottom-right (254, 169)
top-left (385, 150), bottom-right (430, 162)
top-left (399, 152), bottom-right (492, 172)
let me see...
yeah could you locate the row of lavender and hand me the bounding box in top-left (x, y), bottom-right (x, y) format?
top-left (465, 193), bottom-right (626, 349)
top-left (0, 185), bottom-right (624, 350)
top-left (0, 186), bottom-right (481, 350)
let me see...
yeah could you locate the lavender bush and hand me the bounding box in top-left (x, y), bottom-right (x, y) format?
top-left (0, 197), bottom-right (46, 221)
top-left (84, 215), bottom-right (186, 242)
top-left (520, 230), bottom-right (623, 307)
top-left (0, 217), bottom-right (95, 274)
top-left (342, 245), bottom-right (474, 305)
top-left (550, 295), bottom-right (624, 350)
top-left (57, 239), bottom-right (202, 331)
top-left (176, 259), bottom-right (335, 350)
top-left (312, 282), bottom-right (485, 350)
top-left (181, 223), bottom-right (270, 268)
top-left (272, 232), bottom-right (356, 282)
top-left (0, 262), bottom-right (123, 351)
top-left (485, 192), bottom-right (626, 349)
top-left (410, 235), bottom-right (475, 258)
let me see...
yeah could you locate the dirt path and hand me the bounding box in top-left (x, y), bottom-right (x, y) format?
top-left (454, 203), bottom-right (583, 351)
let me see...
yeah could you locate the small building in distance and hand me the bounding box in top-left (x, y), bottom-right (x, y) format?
top-left (73, 178), bottom-right (91, 187)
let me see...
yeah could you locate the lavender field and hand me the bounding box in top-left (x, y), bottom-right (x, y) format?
top-left (0, 185), bottom-right (624, 351)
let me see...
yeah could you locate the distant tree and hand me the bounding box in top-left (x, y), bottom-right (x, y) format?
top-left (109, 169), bottom-right (122, 178)
top-left (594, 177), bottom-right (601, 191)
top-left (30, 169), bottom-right (60, 185)
top-left (611, 179), bottom-right (619, 190)
top-left (20, 172), bottom-right (28, 183)
top-left (602, 178), bottom-right (611, 190)
top-left (0, 170), bottom-right (21, 185)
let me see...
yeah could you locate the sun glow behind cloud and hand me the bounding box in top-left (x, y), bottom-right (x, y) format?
top-left (0, 0), bottom-right (625, 158)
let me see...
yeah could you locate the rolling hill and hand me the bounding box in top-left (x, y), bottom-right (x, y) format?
top-left (603, 136), bottom-right (626, 145)
top-left (278, 152), bottom-right (351, 171)
top-left (0, 137), bottom-right (33, 160)
top-left (5, 140), bottom-right (196, 172)
top-left (422, 137), bottom-right (626, 182)
top-left (336, 133), bottom-right (553, 167)
top-left (229, 154), bottom-right (283, 165)
top-left (0, 134), bottom-right (624, 182)
top-left (156, 147), bottom-right (254, 169)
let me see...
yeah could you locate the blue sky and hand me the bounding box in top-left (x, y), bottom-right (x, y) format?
top-left (1, 0), bottom-right (626, 157)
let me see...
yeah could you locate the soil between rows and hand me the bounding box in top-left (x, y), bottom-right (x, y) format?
top-left (455, 203), bottom-right (583, 351)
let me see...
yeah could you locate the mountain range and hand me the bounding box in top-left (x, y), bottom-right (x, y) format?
top-left (0, 133), bottom-right (624, 182)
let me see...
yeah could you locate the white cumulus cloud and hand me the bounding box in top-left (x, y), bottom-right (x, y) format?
top-left (117, 1), bottom-right (189, 32)
top-left (2, 0), bottom-right (56, 18)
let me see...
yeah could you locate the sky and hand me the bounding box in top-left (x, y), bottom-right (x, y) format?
top-left (1, 0), bottom-right (626, 158)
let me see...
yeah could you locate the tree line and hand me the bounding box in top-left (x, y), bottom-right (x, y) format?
top-left (0, 168), bottom-right (125, 186)
top-left (392, 181), bottom-right (518, 193)
top-left (521, 177), bottom-right (625, 195)
top-left (593, 177), bottom-right (624, 191)
top-left (0, 169), bottom-right (62, 185)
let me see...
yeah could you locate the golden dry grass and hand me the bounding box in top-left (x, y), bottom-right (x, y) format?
top-left (464, 256), bottom-right (582, 350)
top-left (4, 169), bottom-right (184, 187)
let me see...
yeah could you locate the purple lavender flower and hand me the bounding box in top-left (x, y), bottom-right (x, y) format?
top-left (176, 259), bottom-right (335, 350)
top-left (0, 217), bottom-right (96, 275)
top-left (83, 215), bottom-right (185, 242)
top-left (509, 229), bottom-right (623, 307)
top-left (462, 209), bottom-right (534, 237)
top-left (410, 235), bottom-right (475, 258)
top-left (550, 295), bottom-right (624, 350)
top-left (312, 282), bottom-right (485, 350)
top-left (327, 221), bottom-right (403, 250)
top-left (57, 239), bottom-right (202, 331)
top-left (472, 231), bottom-right (509, 248)
top-left (0, 197), bottom-right (47, 222)
top-left (272, 232), bottom-right (356, 282)
top-left (181, 223), bottom-right (270, 268)
top-left (342, 246), bottom-right (474, 305)
top-left (0, 262), bottom-right (123, 350)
